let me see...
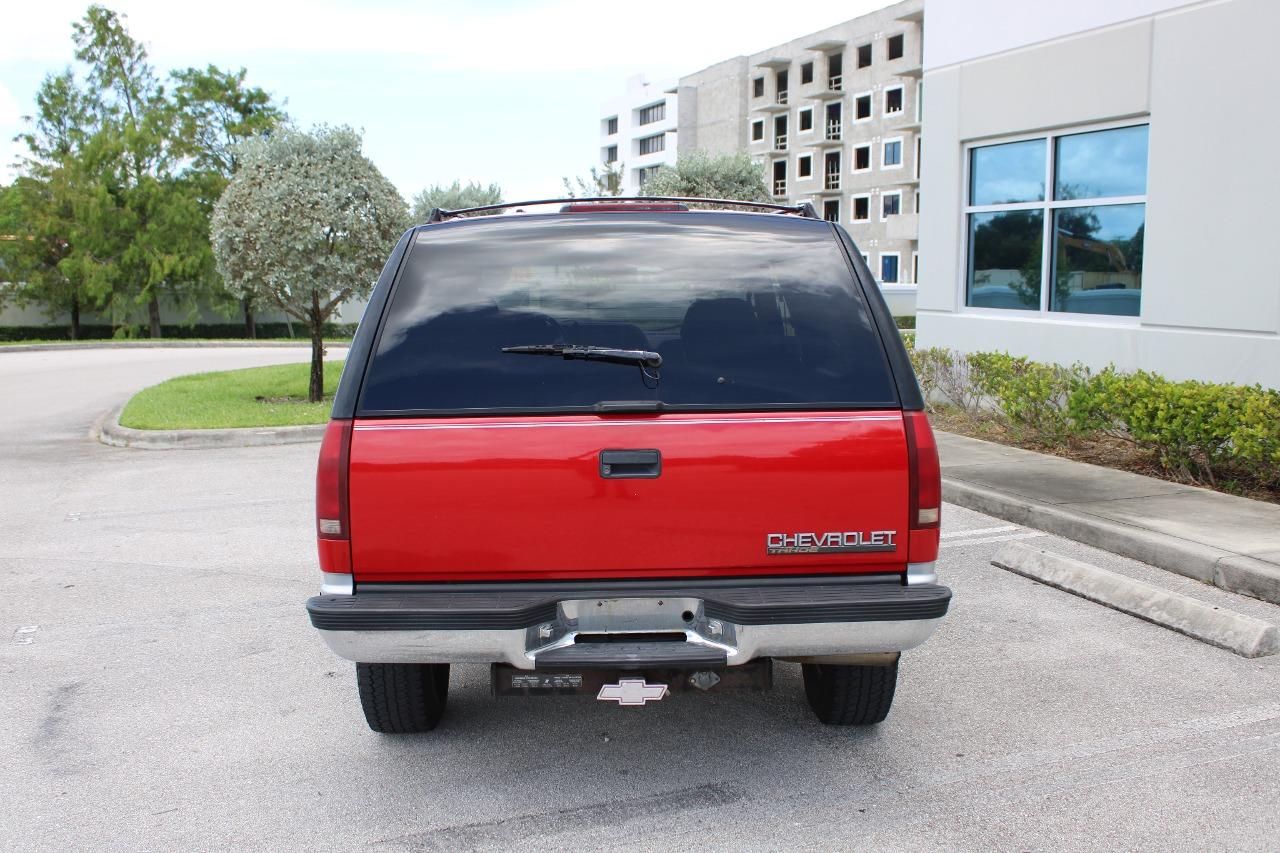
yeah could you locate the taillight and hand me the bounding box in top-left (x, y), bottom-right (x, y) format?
top-left (316, 419), bottom-right (352, 540)
top-left (903, 410), bottom-right (941, 564)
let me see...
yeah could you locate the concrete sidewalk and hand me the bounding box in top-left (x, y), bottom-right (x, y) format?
top-left (937, 431), bottom-right (1280, 606)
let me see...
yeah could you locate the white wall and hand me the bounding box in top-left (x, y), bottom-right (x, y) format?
top-left (599, 75), bottom-right (678, 194)
top-left (916, 0), bottom-right (1280, 387)
top-left (923, 0), bottom-right (1196, 69)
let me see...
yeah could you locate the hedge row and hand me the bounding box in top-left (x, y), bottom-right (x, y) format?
top-left (906, 343), bottom-right (1280, 488)
top-left (0, 322), bottom-right (359, 342)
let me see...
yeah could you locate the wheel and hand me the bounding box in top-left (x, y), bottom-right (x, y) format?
top-left (801, 660), bottom-right (898, 725)
top-left (355, 662), bottom-right (450, 733)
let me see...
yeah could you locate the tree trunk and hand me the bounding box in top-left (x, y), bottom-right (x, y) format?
top-left (309, 293), bottom-right (325, 403)
top-left (243, 297), bottom-right (257, 339)
top-left (70, 295), bottom-right (81, 341)
top-left (147, 293), bottom-right (162, 339)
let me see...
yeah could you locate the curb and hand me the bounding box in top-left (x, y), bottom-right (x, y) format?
top-left (991, 542), bottom-right (1279, 658)
top-left (97, 405), bottom-right (325, 450)
top-left (2, 341), bottom-right (348, 354)
top-left (942, 478), bottom-right (1280, 606)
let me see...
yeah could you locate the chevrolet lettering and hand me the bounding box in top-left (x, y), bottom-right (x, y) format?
top-left (304, 197), bottom-right (951, 733)
top-left (767, 530), bottom-right (897, 555)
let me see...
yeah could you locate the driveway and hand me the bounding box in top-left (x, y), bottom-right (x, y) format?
top-left (1, 348), bottom-right (1277, 851)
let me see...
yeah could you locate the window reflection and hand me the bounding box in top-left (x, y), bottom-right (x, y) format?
top-left (1055, 125), bottom-right (1149, 200)
top-left (1051, 204), bottom-right (1145, 316)
top-left (967, 210), bottom-right (1043, 310)
top-left (969, 139), bottom-right (1045, 206)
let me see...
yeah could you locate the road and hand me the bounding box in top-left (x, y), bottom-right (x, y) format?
top-left (1, 348), bottom-right (1277, 852)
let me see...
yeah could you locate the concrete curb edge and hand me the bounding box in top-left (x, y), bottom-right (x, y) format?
top-left (942, 477), bottom-right (1280, 607)
top-left (2, 340), bottom-right (347, 354)
top-left (990, 542), bottom-right (1279, 658)
top-left (97, 405), bottom-right (325, 450)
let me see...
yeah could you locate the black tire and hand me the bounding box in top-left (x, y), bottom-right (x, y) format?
top-left (801, 660), bottom-right (898, 726)
top-left (356, 662), bottom-right (450, 733)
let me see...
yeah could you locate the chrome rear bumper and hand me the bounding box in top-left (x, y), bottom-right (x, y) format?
top-left (307, 574), bottom-right (950, 670)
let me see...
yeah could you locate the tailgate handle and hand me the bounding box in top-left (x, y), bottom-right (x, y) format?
top-left (599, 449), bottom-right (662, 479)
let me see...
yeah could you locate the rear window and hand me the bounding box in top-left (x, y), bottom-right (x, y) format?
top-left (360, 214), bottom-right (897, 414)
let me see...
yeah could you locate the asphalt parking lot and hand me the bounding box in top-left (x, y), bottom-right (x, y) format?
top-left (2, 348), bottom-right (1278, 852)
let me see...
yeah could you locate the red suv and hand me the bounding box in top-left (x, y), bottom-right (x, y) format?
top-left (307, 198), bottom-right (949, 732)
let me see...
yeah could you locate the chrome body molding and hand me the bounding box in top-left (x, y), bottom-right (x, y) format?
top-left (320, 572), bottom-right (354, 596)
top-left (905, 561), bottom-right (937, 585)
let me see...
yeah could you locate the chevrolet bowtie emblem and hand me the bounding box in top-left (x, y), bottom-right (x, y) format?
top-left (596, 679), bottom-right (669, 706)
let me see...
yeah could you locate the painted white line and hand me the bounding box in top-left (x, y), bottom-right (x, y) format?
top-left (940, 531), bottom-right (1046, 549)
top-left (941, 525), bottom-right (1021, 539)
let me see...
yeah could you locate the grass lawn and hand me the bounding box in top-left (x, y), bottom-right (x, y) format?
top-left (0, 338), bottom-right (352, 346)
top-left (119, 360), bottom-right (344, 429)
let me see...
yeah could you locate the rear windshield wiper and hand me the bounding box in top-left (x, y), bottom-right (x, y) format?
top-left (501, 343), bottom-right (662, 369)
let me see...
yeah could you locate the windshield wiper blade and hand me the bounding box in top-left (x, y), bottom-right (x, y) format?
top-left (501, 343), bottom-right (662, 369)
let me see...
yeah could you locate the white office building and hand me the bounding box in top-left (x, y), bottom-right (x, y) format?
top-left (598, 75), bottom-right (678, 195)
top-left (916, 0), bottom-right (1280, 387)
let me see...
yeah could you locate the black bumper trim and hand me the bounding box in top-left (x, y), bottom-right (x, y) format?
top-left (306, 578), bottom-right (951, 632)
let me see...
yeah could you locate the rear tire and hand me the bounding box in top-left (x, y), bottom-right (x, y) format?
top-left (802, 660), bottom-right (898, 725)
top-left (356, 662), bottom-right (450, 733)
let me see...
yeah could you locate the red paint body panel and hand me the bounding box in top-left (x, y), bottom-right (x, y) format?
top-left (347, 411), bottom-right (909, 582)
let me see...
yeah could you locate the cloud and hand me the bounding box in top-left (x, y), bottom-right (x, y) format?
top-left (2, 0), bottom-right (889, 74)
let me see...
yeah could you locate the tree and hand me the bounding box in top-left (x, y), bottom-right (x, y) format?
top-left (410, 181), bottom-right (502, 221)
top-left (635, 151), bottom-right (769, 203)
top-left (211, 126), bottom-right (408, 402)
top-left (11, 70), bottom-right (99, 338)
top-left (562, 162), bottom-right (624, 198)
top-left (172, 64), bottom-right (287, 336)
top-left (68, 4), bottom-right (212, 338)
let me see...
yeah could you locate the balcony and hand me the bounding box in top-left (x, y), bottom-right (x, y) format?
top-left (771, 135), bottom-right (788, 153)
top-left (754, 98), bottom-right (791, 114)
top-left (773, 179), bottom-right (788, 197)
top-left (886, 212), bottom-right (919, 241)
top-left (824, 172), bottom-right (842, 191)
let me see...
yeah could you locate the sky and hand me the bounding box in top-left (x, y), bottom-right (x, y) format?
top-left (1, 0), bottom-right (894, 203)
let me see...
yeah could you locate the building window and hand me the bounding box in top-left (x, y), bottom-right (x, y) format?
top-left (885, 86), bottom-right (903, 115)
top-left (638, 133), bottom-right (665, 156)
top-left (887, 34), bottom-right (905, 60)
top-left (638, 102), bottom-right (665, 125)
top-left (636, 166), bottom-right (657, 187)
top-left (881, 191), bottom-right (902, 220)
top-left (857, 43), bottom-right (872, 68)
top-left (827, 53), bottom-right (843, 90)
top-left (912, 252), bottom-right (919, 284)
top-left (801, 61), bottom-right (814, 85)
top-left (775, 69), bottom-right (788, 103)
top-left (965, 124), bottom-right (1149, 316)
top-left (605, 145), bottom-right (617, 164)
top-left (852, 195), bottom-right (870, 221)
top-left (751, 119), bottom-right (765, 142)
top-left (753, 76), bottom-right (765, 98)
top-left (605, 116), bottom-right (618, 136)
top-left (772, 159), bottom-right (787, 197)
top-left (853, 144), bottom-right (871, 172)
top-left (798, 107), bottom-right (813, 133)
top-left (882, 137), bottom-right (903, 169)
top-left (797, 154), bottom-right (812, 179)
top-left (854, 93), bottom-right (872, 121)
top-left (773, 115), bottom-right (788, 149)
top-left (823, 199), bottom-right (840, 222)
top-left (880, 253), bottom-right (900, 283)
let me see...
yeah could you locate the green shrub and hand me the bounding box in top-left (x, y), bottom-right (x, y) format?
top-left (967, 352), bottom-right (1084, 445)
top-left (1069, 369), bottom-right (1280, 485)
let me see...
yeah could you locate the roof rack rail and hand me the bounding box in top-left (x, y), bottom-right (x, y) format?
top-left (426, 196), bottom-right (819, 223)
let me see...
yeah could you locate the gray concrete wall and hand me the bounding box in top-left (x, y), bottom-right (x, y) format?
top-left (916, 0), bottom-right (1280, 387)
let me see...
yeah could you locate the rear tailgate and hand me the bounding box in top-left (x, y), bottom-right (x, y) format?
top-left (349, 411), bottom-right (907, 582)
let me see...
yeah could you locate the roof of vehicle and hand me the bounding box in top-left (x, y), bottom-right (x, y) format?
top-left (419, 196), bottom-right (819, 225)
